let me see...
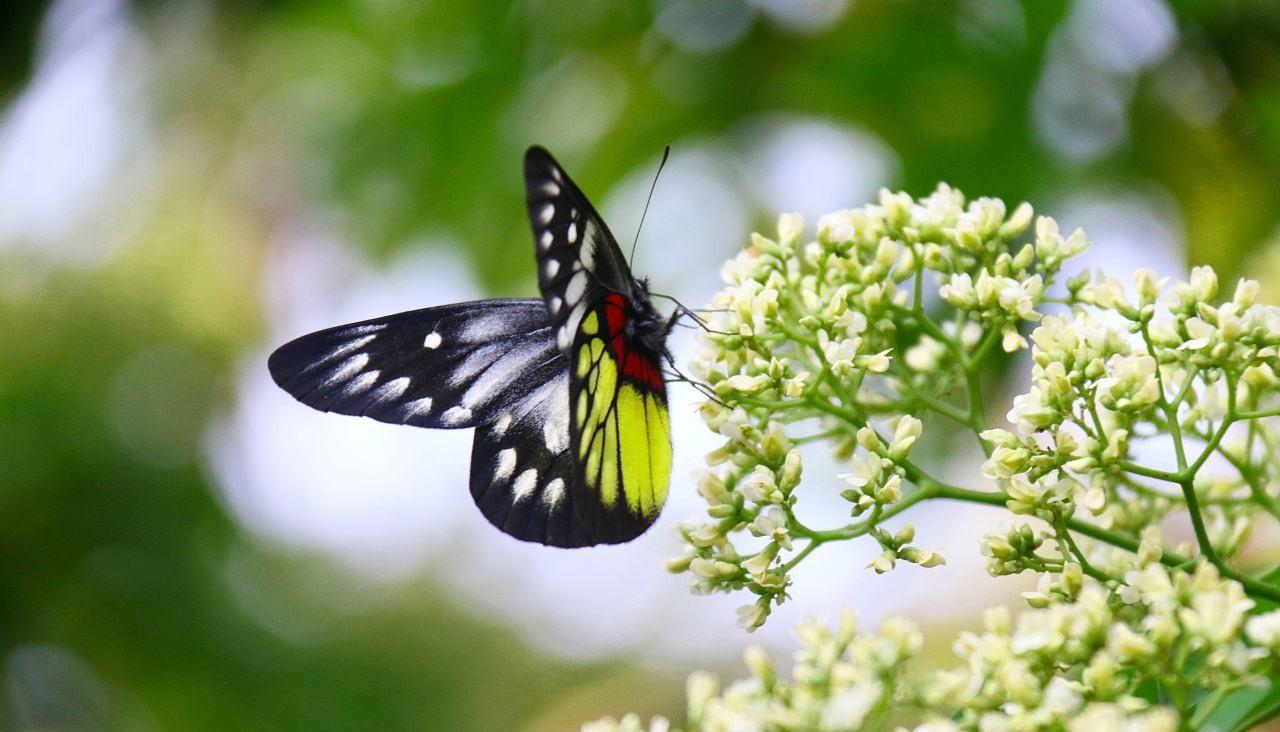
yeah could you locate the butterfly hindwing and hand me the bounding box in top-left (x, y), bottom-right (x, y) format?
top-left (567, 295), bottom-right (671, 543)
top-left (268, 299), bottom-right (563, 430)
top-left (524, 147), bottom-right (672, 544)
top-left (469, 372), bottom-right (593, 547)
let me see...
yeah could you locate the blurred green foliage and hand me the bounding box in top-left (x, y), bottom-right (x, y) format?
top-left (3, 0), bottom-right (1280, 729)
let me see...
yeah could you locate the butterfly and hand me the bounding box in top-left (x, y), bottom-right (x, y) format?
top-left (268, 146), bottom-right (675, 547)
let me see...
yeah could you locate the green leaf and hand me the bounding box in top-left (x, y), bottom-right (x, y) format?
top-left (1200, 679), bottom-right (1280, 732)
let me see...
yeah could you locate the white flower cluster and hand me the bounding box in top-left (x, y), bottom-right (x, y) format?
top-left (979, 265), bottom-right (1280, 569)
top-left (587, 570), bottom-right (1280, 732)
top-left (920, 560), bottom-right (1272, 730)
top-left (676, 186), bottom-right (1084, 629)
top-left (585, 610), bottom-right (919, 732)
top-left (626, 183), bottom-right (1280, 732)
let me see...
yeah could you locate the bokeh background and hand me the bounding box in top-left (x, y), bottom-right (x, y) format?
top-left (3, 0), bottom-right (1280, 729)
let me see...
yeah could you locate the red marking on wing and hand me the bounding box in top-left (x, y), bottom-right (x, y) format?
top-left (603, 293), bottom-right (665, 392)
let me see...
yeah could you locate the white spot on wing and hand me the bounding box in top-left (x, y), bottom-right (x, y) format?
top-left (565, 271), bottom-right (588, 305)
top-left (566, 222), bottom-right (577, 243)
top-left (326, 335), bottom-right (376, 363)
top-left (539, 231), bottom-right (554, 251)
top-left (541, 181), bottom-right (560, 196)
top-left (538, 203), bottom-right (554, 225)
top-left (549, 296), bottom-right (562, 314)
top-left (549, 166), bottom-right (563, 183)
top-left (424, 331), bottom-right (442, 349)
top-left (495, 448), bottom-right (517, 482)
top-left (544, 259), bottom-right (560, 279)
top-left (543, 478), bottom-right (565, 506)
top-left (372, 376), bottom-right (410, 402)
top-left (561, 303), bottom-right (587, 349)
top-left (402, 396), bottom-right (433, 418)
top-left (493, 413), bottom-right (513, 436)
top-left (512, 468), bottom-right (538, 503)
top-left (441, 406), bottom-right (473, 425)
top-left (459, 310), bottom-right (516, 342)
top-left (323, 354), bottom-right (369, 388)
top-left (579, 240), bottom-right (595, 269)
top-left (557, 303), bottom-right (586, 351)
top-left (543, 418), bottom-right (569, 454)
top-left (342, 369), bottom-right (380, 396)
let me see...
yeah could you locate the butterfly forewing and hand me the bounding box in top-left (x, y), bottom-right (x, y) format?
top-left (524, 147), bottom-right (672, 544)
top-left (524, 146), bottom-right (633, 354)
top-left (268, 299), bottom-right (562, 429)
top-left (270, 298), bottom-right (600, 547)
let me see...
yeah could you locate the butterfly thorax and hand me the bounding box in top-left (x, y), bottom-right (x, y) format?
top-left (627, 279), bottom-right (671, 353)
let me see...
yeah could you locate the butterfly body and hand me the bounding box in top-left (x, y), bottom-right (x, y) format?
top-left (269, 147), bottom-right (672, 547)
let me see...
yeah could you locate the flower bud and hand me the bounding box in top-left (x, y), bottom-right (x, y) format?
top-left (999, 202), bottom-right (1034, 238)
top-left (868, 551), bottom-right (897, 574)
top-left (777, 212), bottom-right (804, 242)
top-left (781, 449), bottom-right (803, 488)
top-left (1189, 265), bottom-right (1218, 301)
top-left (889, 415), bottom-right (923, 459)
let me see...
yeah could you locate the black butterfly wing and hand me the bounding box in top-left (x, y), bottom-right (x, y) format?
top-left (468, 371), bottom-right (592, 547)
top-left (268, 299), bottom-right (562, 429)
top-left (524, 146), bottom-right (671, 545)
top-left (269, 298), bottom-right (595, 547)
top-left (525, 145), bottom-right (634, 354)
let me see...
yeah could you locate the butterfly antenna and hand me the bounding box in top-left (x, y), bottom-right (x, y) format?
top-left (650, 293), bottom-right (735, 336)
top-left (662, 366), bottom-right (728, 407)
top-left (628, 145), bottom-right (671, 269)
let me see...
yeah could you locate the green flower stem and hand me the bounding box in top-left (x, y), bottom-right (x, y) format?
top-left (1179, 481), bottom-right (1224, 573)
top-left (964, 324), bottom-right (1004, 371)
top-left (1117, 461), bottom-right (1184, 483)
top-left (910, 391), bottom-right (972, 427)
top-left (780, 536), bottom-right (824, 573)
top-left (812, 454), bottom-right (1280, 603)
top-left (936, 482), bottom-right (1280, 602)
top-left (1140, 320), bottom-right (1224, 571)
top-left (1173, 373), bottom-right (1242, 574)
top-left (889, 303), bottom-right (957, 360)
top-left (1171, 419), bottom-right (1280, 520)
top-left (804, 485), bottom-right (937, 542)
top-left (1056, 518), bottom-right (1114, 583)
top-left (889, 303), bottom-right (992, 451)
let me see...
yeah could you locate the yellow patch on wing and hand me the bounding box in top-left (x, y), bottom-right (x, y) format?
top-left (573, 334), bottom-right (672, 518)
top-left (600, 412), bottom-right (619, 508)
top-left (617, 385), bottom-right (648, 512)
top-left (614, 386), bottom-right (672, 515)
top-left (646, 394), bottom-right (671, 511)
